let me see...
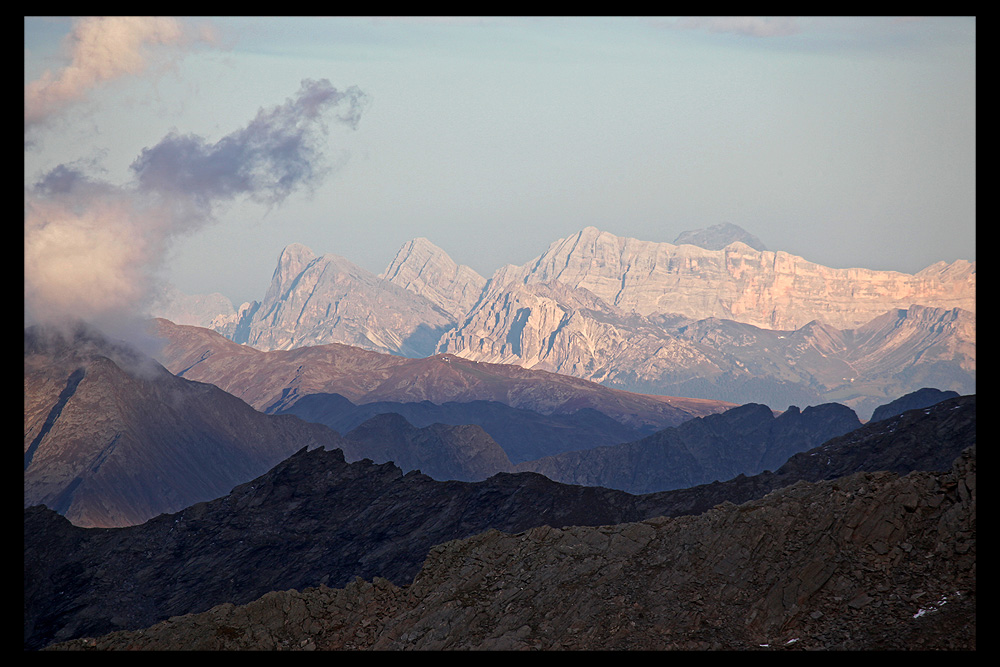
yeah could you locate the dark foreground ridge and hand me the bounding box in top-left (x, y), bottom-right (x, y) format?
top-left (25, 396), bottom-right (975, 650)
top-left (48, 445), bottom-right (976, 650)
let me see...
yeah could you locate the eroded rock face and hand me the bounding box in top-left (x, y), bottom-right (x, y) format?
top-left (342, 413), bottom-right (514, 482)
top-left (486, 226), bottom-right (975, 331)
top-left (47, 444), bottom-right (976, 651)
top-left (380, 237), bottom-right (487, 320)
top-left (437, 276), bottom-right (975, 419)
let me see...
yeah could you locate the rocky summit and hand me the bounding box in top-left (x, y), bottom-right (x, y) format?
top-left (46, 445), bottom-right (975, 651)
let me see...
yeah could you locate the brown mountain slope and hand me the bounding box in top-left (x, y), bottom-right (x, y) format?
top-left (24, 324), bottom-right (347, 528)
top-left (149, 318), bottom-right (735, 431)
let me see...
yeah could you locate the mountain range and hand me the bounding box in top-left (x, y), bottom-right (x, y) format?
top-left (27, 394), bottom-right (975, 651)
top-left (163, 224), bottom-right (974, 419)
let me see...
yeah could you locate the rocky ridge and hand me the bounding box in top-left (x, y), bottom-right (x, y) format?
top-left (437, 281), bottom-right (974, 419)
top-left (484, 226), bottom-right (975, 331)
top-left (25, 394), bottom-right (974, 650)
top-left (380, 236), bottom-right (487, 320)
top-left (47, 444), bottom-right (976, 651)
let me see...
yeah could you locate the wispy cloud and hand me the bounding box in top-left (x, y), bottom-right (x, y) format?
top-left (24, 16), bottom-right (217, 137)
top-left (668, 16), bottom-right (801, 38)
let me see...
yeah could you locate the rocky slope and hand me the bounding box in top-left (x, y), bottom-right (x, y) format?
top-left (46, 443), bottom-right (976, 651)
top-left (23, 324), bottom-right (347, 528)
top-left (149, 318), bottom-right (734, 431)
top-left (516, 401), bottom-right (862, 494)
top-left (25, 394), bottom-right (974, 650)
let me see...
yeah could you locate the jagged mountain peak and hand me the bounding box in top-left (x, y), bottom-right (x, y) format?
top-left (380, 237), bottom-right (487, 320)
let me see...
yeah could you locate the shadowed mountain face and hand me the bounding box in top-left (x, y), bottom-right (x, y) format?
top-left (25, 394), bottom-right (974, 650)
top-left (516, 401), bottom-right (863, 494)
top-left (273, 392), bottom-right (655, 465)
top-left (869, 387), bottom-right (960, 423)
top-left (23, 324), bottom-right (348, 528)
top-left (341, 413), bottom-right (514, 481)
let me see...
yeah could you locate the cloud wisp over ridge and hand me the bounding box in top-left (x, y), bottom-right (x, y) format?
top-left (24, 76), bottom-right (368, 343)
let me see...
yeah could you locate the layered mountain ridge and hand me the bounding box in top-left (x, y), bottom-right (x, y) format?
top-left (166, 224), bottom-right (973, 418)
top-left (29, 395), bottom-right (975, 651)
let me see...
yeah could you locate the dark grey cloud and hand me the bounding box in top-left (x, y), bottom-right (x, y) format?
top-left (25, 77), bottom-right (367, 340)
top-left (129, 78), bottom-right (368, 210)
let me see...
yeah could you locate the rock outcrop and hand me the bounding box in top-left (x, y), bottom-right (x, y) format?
top-left (24, 324), bottom-right (346, 528)
top-left (46, 443), bottom-right (976, 651)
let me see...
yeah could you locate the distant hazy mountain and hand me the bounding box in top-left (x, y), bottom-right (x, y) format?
top-left (516, 401), bottom-right (862, 494)
top-left (273, 392), bottom-right (654, 465)
top-left (23, 323), bottom-right (347, 528)
top-left (673, 222), bottom-right (768, 251)
top-left (341, 413), bottom-right (514, 481)
top-left (148, 285), bottom-right (236, 329)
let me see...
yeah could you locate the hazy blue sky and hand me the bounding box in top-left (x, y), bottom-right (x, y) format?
top-left (25, 16), bottom-right (976, 314)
